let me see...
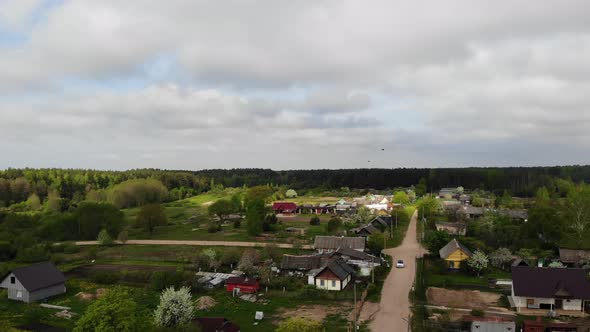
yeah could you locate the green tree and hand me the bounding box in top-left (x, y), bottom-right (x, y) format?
top-left (97, 229), bottom-right (113, 246)
top-left (26, 193), bottom-right (41, 210)
top-left (154, 287), bottom-right (194, 328)
top-left (309, 216), bottom-right (321, 225)
top-left (563, 183), bottom-right (590, 245)
top-left (46, 189), bottom-right (62, 212)
top-left (393, 191), bottom-right (409, 205)
top-left (415, 178), bottom-right (428, 197)
top-left (417, 195), bottom-right (440, 220)
top-left (74, 288), bottom-right (145, 332)
top-left (246, 198), bottom-right (266, 236)
top-left (276, 317), bottom-right (322, 332)
top-left (75, 201), bottom-right (124, 240)
top-left (245, 185), bottom-right (274, 205)
top-left (525, 187), bottom-right (562, 244)
top-left (367, 231), bottom-right (386, 255)
top-left (350, 206), bottom-right (373, 224)
top-left (208, 199), bottom-right (237, 223)
top-left (136, 203), bottom-right (167, 236)
top-left (424, 230), bottom-right (452, 253)
top-left (326, 217), bottom-right (343, 233)
top-left (489, 248), bottom-right (512, 270)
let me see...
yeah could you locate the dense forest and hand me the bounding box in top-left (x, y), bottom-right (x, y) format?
top-left (2, 166), bottom-right (590, 209)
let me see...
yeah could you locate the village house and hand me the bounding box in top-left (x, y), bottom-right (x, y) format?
top-left (522, 317), bottom-right (578, 332)
top-left (310, 259), bottom-right (354, 291)
top-left (498, 209), bottom-right (528, 222)
top-left (350, 224), bottom-right (380, 237)
top-left (280, 254), bottom-right (326, 273)
top-left (511, 266), bottom-right (590, 315)
top-left (313, 236), bottom-right (366, 253)
top-left (225, 277), bottom-right (260, 294)
top-left (435, 222), bottom-right (467, 235)
top-left (559, 248), bottom-right (590, 267)
top-left (439, 238), bottom-right (472, 269)
top-left (458, 206), bottom-right (484, 219)
top-left (272, 202), bottom-right (298, 215)
top-left (439, 188), bottom-right (459, 199)
top-left (333, 247), bottom-right (381, 276)
top-left (195, 317), bottom-right (240, 332)
top-left (0, 262), bottom-right (66, 303)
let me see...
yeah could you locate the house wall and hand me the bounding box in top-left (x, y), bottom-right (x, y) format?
top-left (562, 299), bottom-right (583, 311)
top-left (315, 277), bottom-right (342, 291)
top-left (445, 249), bottom-right (470, 268)
top-left (0, 273), bottom-right (30, 303)
top-left (28, 284), bottom-right (67, 302)
top-left (512, 295), bottom-right (555, 309)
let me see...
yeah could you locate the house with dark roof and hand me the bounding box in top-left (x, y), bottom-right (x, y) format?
top-left (439, 238), bottom-right (472, 269)
top-left (310, 259), bottom-right (354, 291)
top-left (511, 266), bottom-right (590, 315)
top-left (280, 254), bottom-right (325, 272)
top-left (351, 224), bottom-right (380, 237)
top-left (370, 216), bottom-right (393, 230)
top-left (0, 262), bottom-right (66, 303)
top-left (333, 247), bottom-right (381, 276)
top-left (313, 236), bottom-right (365, 253)
top-left (194, 317), bottom-right (240, 332)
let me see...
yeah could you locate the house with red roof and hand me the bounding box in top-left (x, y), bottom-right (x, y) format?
top-left (272, 202), bottom-right (298, 215)
top-left (225, 277), bottom-right (260, 294)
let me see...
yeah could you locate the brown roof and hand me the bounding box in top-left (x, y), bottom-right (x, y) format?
top-left (281, 255), bottom-right (324, 270)
top-left (512, 266), bottom-right (590, 299)
top-left (313, 236), bottom-right (365, 251)
top-left (335, 247), bottom-right (381, 263)
top-left (316, 260), bottom-right (355, 281)
top-left (559, 247), bottom-right (590, 264)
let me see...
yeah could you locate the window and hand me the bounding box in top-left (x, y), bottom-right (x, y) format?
top-left (332, 280), bottom-right (336, 287)
top-left (16, 291), bottom-right (22, 298)
top-left (527, 299), bottom-right (534, 305)
top-left (10, 276), bottom-right (15, 284)
top-left (320, 280), bottom-right (324, 286)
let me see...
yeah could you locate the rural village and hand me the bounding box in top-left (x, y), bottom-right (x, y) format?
top-left (0, 169), bottom-right (589, 331)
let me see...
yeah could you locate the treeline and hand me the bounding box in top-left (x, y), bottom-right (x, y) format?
top-left (195, 166), bottom-right (590, 196)
top-left (2, 166), bottom-right (590, 207)
top-left (0, 168), bottom-right (209, 209)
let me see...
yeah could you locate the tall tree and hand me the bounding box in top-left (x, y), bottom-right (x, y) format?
top-left (75, 202), bottom-right (124, 240)
top-left (136, 203), bottom-right (167, 236)
top-left (208, 199), bottom-right (237, 223)
top-left (74, 288), bottom-right (145, 332)
top-left (246, 198), bottom-right (266, 236)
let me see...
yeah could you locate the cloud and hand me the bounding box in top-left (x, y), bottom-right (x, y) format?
top-left (1, 1), bottom-right (590, 168)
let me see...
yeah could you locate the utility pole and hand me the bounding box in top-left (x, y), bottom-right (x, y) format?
top-left (353, 282), bottom-right (357, 332)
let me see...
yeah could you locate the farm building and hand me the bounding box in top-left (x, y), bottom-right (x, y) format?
top-left (225, 277), bottom-right (260, 294)
top-left (0, 262), bottom-right (66, 303)
top-left (272, 202), bottom-right (298, 214)
top-left (439, 238), bottom-right (472, 269)
top-left (313, 236), bottom-right (366, 253)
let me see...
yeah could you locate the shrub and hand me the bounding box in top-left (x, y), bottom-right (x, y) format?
top-left (117, 230), bottom-right (129, 244)
top-left (207, 223), bottom-right (221, 233)
top-left (150, 270), bottom-right (186, 291)
top-left (91, 271), bottom-right (120, 284)
top-left (63, 243), bottom-right (80, 254)
top-left (309, 216), bottom-right (321, 225)
top-left (50, 253), bottom-right (65, 265)
top-left (470, 309), bottom-right (484, 317)
top-left (233, 220), bottom-right (241, 228)
top-left (97, 229), bottom-right (113, 246)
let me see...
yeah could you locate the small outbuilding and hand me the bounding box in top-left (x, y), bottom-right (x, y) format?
top-left (0, 262), bottom-right (66, 303)
top-left (225, 277), bottom-right (260, 294)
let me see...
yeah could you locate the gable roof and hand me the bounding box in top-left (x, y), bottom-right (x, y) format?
top-left (370, 216), bottom-right (393, 227)
top-left (317, 260), bottom-right (355, 281)
top-left (512, 266), bottom-right (590, 299)
top-left (272, 202), bottom-right (297, 211)
top-left (314, 236), bottom-right (365, 251)
top-left (559, 247), bottom-right (590, 264)
top-left (439, 238), bottom-right (472, 259)
top-left (225, 277), bottom-right (258, 286)
top-left (5, 262), bottom-right (65, 292)
top-left (281, 254), bottom-right (324, 270)
top-left (195, 317), bottom-right (240, 332)
top-left (335, 247), bottom-right (380, 263)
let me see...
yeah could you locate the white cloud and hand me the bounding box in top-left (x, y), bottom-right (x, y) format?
top-left (0, 0), bottom-right (40, 30)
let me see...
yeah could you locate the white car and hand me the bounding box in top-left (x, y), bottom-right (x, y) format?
top-left (396, 260), bottom-right (405, 268)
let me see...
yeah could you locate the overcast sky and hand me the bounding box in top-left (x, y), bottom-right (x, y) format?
top-left (1, 0), bottom-right (590, 170)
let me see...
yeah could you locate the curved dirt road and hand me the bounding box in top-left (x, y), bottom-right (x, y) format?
top-left (370, 211), bottom-right (423, 332)
top-left (74, 239), bottom-right (312, 249)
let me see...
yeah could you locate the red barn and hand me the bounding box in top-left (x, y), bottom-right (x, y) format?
top-left (225, 277), bottom-right (260, 294)
top-left (272, 202), bottom-right (297, 214)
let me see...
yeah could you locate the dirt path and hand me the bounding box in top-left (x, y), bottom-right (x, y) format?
top-left (369, 211), bottom-right (423, 332)
top-left (75, 239), bottom-right (313, 249)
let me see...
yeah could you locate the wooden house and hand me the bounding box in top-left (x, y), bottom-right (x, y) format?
top-left (439, 238), bottom-right (472, 269)
top-left (0, 262), bottom-right (66, 303)
top-left (311, 260), bottom-right (354, 291)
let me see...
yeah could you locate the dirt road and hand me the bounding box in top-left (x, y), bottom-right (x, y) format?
top-left (370, 211), bottom-right (423, 332)
top-left (75, 239), bottom-right (313, 249)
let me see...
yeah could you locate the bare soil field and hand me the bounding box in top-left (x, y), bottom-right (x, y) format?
top-left (426, 287), bottom-right (502, 310)
top-left (277, 303), bottom-right (353, 323)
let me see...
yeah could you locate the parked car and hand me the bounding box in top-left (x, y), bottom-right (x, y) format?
top-left (396, 260), bottom-right (405, 268)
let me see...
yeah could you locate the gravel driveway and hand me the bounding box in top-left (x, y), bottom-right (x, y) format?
top-left (370, 211), bottom-right (423, 332)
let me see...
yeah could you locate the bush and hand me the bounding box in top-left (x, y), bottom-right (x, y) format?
top-left (310, 216), bottom-right (321, 225)
top-left (470, 309), bottom-right (484, 317)
top-left (97, 229), bottom-right (113, 246)
top-left (86, 247), bottom-right (98, 260)
top-left (91, 271), bottom-right (120, 284)
top-left (208, 223), bottom-right (221, 233)
top-left (233, 220), bottom-right (241, 228)
top-left (50, 253), bottom-right (65, 265)
top-left (63, 243), bottom-right (80, 254)
top-left (16, 246), bottom-right (49, 263)
top-left (150, 270), bottom-right (186, 291)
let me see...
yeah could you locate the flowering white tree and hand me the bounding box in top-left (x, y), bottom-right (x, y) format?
top-left (467, 250), bottom-right (489, 277)
top-left (285, 189), bottom-right (298, 198)
top-left (154, 287), bottom-right (194, 328)
top-left (489, 248), bottom-right (512, 269)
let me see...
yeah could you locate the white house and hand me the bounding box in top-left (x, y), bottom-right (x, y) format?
top-left (311, 260), bottom-right (354, 291)
top-left (511, 266), bottom-right (590, 314)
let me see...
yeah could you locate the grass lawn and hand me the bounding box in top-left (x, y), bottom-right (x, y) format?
top-left (422, 256), bottom-right (510, 290)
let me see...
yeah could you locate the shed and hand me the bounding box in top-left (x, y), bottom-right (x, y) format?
top-left (471, 320), bottom-right (516, 332)
top-left (0, 262), bottom-right (66, 303)
top-left (225, 277), bottom-right (260, 294)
